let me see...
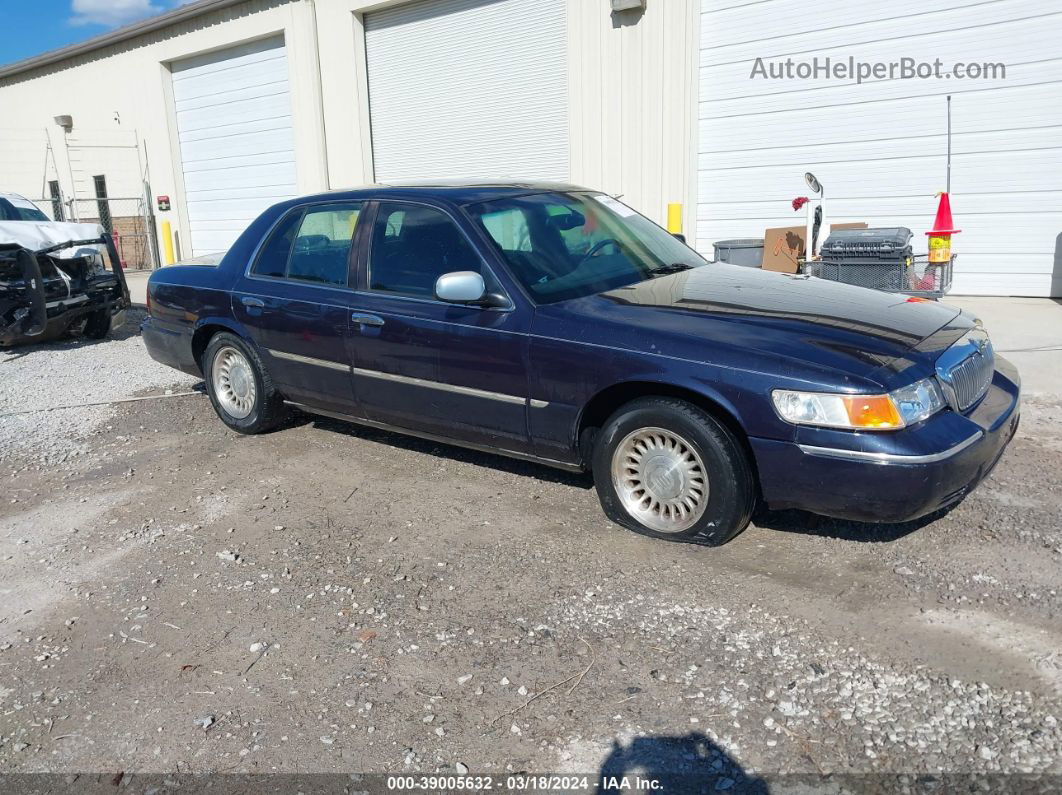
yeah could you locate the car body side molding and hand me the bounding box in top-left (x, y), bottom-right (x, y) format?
top-left (351, 366), bottom-right (527, 406)
top-left (267, 348), bottom-right (350, 372)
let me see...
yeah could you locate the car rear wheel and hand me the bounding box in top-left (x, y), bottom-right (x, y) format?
top-left (592, 397), bottom-right (756, 544)
top-left (204, 332), bottom-right (287, 434)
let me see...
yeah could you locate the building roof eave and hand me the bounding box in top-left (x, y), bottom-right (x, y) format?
top-left (0, 0), bottom-right (251, 81)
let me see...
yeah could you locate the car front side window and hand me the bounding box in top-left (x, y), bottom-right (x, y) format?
top-left (367, 202), bottom-right (493, 300)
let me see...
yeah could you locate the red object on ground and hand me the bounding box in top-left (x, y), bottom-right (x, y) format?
top-left (112, 231), bottom-right (128, 268)
top-left (925, 192), bottom-right (961, 235)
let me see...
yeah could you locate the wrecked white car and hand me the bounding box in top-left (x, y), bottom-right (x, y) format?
top-left (0, 193), bottom-right (130, 346)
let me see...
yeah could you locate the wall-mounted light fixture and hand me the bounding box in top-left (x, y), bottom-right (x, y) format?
top-left (53, 114), bottom-right (73, 132)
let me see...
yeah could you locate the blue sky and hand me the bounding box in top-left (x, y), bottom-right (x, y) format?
top-left (2, 0), bottom-right (195, 67)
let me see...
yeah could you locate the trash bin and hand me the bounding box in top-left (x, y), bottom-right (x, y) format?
top-left (814, 227), bottom-right (914, 292)
top-left (714, 239), bottom-right (764, 267)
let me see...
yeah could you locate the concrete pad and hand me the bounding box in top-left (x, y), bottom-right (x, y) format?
top-left (124, 269), bottom-right (149, 307)
top-left (945, 296), bottom-right (1062, 397)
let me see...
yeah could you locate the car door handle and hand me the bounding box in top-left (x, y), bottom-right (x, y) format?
top-left (240, 296), bottom-right (265, 308)
top-left (351, 312), bottom-right (385, 327)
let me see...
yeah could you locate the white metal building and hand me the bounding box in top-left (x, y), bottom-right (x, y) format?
top-left (696, 0), bottom-right (1062, 297)
top-left (0, 0), bottom-right (1058, 295)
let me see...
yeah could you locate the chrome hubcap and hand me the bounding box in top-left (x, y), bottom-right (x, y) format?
top-left (611, 427), bottom-right (709, 533)
top-left (212, 345), bottom-right (256, 420)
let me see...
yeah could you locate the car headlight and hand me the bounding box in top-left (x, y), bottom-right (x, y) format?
top-left (772, 377), bottom-right (944, 431)
top-left (889, 378), bottom-right (946, 425)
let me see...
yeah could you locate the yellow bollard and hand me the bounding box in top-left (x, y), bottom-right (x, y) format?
top-left (666, 203), bottom-right (683, 235)
top-left (161, 220), bottom-right (175, 265)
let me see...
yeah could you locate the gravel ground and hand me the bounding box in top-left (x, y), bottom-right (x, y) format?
top-left (0, 324), bottom-right (1059, 791)
top-left (0, 309), bottom-right (197, 463)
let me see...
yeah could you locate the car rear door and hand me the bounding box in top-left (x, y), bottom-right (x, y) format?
top-left (345, 200), bottom-right (533, 453)
top-left (231, 201), bottom-right (365, 416)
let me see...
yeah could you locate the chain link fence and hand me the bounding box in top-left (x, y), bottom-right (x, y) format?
top-left (29, 195), bottom-right (158, 270)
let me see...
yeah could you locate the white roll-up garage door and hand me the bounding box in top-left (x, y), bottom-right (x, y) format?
top-left (171, 36), bottom-right (297, 257)
top-left (365, 0), bottom-right (568, 183)
top-left (696, 1), bottom-right (1062, 297)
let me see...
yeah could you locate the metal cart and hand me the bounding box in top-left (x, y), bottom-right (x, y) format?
top-left (806, 253), bottom-right (955, 299)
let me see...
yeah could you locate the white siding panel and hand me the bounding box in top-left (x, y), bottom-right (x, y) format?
top-left (700, 0), bottom-right (1013, 46)
top-left (171, 36), bottom-right (297, 256)
top-left (700, 0), bottom-right (1057, 67)
top-left (365, 0), bottom-right (568, 182)
top-left (700, 83), bottom-right (1062, 153)
top-left (697, 0), bottom-right (1062, 296)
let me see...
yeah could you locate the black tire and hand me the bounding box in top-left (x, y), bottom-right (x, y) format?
top-left (592, 397), bottom-right (756, 545)
top-left (82, 309), bottom-right (112, 340)
top-left (203, 331), bottom-right (288, 434)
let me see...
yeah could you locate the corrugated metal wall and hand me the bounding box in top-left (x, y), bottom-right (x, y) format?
top-left (697, 0), bottom-right (1062, 296)
top-left (567, 0), bottom-right (699, 229)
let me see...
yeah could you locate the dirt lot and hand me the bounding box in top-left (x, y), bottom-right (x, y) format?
top-left (1, 314), bottom-right (1060, 789)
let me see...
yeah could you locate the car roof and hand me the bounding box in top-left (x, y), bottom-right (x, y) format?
top-left (290, 180), bottom-right (594, 207)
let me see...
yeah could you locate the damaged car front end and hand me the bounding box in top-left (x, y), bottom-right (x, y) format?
top-left (0, 231), bottom-right (131, 346)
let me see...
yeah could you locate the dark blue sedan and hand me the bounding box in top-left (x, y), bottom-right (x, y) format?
top-left (142, 183), bottom-right (1020, 544)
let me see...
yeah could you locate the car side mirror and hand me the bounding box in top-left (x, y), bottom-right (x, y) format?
top-left (435, 271), bottom-right (506, 308)
top-left (671, 233), bottom-right (686, 243)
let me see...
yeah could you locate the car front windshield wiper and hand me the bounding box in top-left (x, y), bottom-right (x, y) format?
top-left (646, 262), bottom-right (695, 277)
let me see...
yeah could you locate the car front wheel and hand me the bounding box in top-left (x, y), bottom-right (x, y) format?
top-left (592, 397), bottom-right (756, 544)
top-left (203, 332), bottom-right (287, 434)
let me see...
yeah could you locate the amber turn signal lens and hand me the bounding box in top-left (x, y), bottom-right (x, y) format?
top-left (841, 395), bottom-right (903, 429)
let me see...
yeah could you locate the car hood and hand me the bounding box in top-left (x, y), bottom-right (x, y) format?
top-left (542, 263), bottom-right (968, 387)
top-left (0, 220), bottom-right (104, 259)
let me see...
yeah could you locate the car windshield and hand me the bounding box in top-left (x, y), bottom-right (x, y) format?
top-left (0, 198), bottom-right (49, 222)
top-left (465, 191), bottom-right (707, 303)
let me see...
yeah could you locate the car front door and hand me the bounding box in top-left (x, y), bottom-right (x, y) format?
top-left (231, 201), bottom-right (365, 416)
top-left (346, 200), bottom-right (533, 453)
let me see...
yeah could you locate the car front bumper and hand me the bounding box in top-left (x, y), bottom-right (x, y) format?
top-left (750, 356), bottom-right (1021, 523)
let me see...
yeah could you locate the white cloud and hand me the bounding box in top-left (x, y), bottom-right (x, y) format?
top-left (69, 0), bottom-right (164, 27)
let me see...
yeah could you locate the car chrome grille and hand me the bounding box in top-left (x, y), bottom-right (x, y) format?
top-left (936, 329), bottom-right (994, 412)
top-left (949, 347), bottom-right (994, 409)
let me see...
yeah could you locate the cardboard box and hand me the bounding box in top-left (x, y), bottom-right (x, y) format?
top-left (761, 226), bottom-right (805, 273)
top-left (762, 222), bottom-right (869, 271)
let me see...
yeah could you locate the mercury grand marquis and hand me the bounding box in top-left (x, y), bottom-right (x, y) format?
top-left (142, 183), bottom-right (1020, 544)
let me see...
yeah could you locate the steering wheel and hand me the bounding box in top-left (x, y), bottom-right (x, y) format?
top-left (578, 238), bottom-right (621, 265)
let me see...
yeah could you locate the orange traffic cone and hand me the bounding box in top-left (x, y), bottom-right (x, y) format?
top-left (926, 192), bottom-right (960, 264)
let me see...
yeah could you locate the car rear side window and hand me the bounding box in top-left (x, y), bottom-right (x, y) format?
top-left (288, 204), bottom-right (363, 286)
top-left (367, 202), bottom-right (485, 299)
top-left (252, 210), bottom-right (302, 279)
top-left (252, 203), bottom-right (363, 286)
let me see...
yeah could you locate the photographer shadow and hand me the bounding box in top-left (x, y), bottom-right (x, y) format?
top-left (596, 732), bottom-right (768, 794)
